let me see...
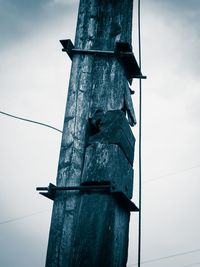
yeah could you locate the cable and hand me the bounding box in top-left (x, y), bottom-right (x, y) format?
top-left (0, 209), bottom-right (50, 225)
top-left (183, 262), bottom-right (200, 267)
top-left (1, 163), bottom-right (199, 225)
top-left (0, 110), bottom-right (62, 133)
top-left (128, 248), bottom-right (200, 266)
top-left (0, 163), bottom-right (199, 226)
top-left (137, 0), bottom-right (142, 266)
top-left (144, 164), bottom-right (200, 184)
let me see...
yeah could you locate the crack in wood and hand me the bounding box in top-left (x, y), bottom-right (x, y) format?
top-left (46, 0), bottom-right (134, 266)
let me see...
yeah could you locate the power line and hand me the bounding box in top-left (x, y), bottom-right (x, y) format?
top-left (183, 262), bottom-right (200, 267)
top-left (144, 164), bottom-right (200, 184)
top-left (1, 212), bottom-right (200, 267)
top-left (0, 163), bottom-right (199, 226)
top-left (1, 110), bottom-right (199, 184)
top-left (1, 211), bottom-right (200, 267)
top-left (128, 248), bottom-right (200, 266)
top-left (137, 0), bottom-right (142, 266)
top-left (0, 209), bottom-right (50, 225)
top-left (0, 110), bottom-right (63, 133)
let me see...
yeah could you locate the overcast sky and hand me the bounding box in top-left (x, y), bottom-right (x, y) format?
top-left (0, 0), bottom-right (200, 266)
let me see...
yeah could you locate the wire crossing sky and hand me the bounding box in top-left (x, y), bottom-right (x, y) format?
top-left (128, 249), bottom-right (200, 266)
top-left (0, 0), bottom-right (200, 267)
top-left (0, 210), bottom-right (50, 225)
top-left (0, 111), bottom-right (62, 133)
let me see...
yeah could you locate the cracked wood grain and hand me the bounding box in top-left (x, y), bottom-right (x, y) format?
top-left (46, 1), bottom-right (135, 266)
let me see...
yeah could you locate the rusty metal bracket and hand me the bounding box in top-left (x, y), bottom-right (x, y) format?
top-left (36, 181), bottom-right (139, 212)
top-left (60, 39), bottom-right (146, 83)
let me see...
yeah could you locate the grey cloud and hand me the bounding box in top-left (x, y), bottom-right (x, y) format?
top-left (142, 0), bottom-right (200, 83)
top-left (0, 0), bottom-right (78, 49)
top-left (149, 0), bottom-right (200, 11)
top-left (148, 0), bottom-right (200, 30)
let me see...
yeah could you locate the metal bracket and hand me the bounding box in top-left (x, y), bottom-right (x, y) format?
top-left (60, 39), bottom-right (146, 83)
top-left (36, 181), bottom-right (139, 212)
top-left (36, 182), bottom-right (110, 200)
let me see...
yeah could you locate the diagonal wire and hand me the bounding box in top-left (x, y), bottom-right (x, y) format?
top-left (182, 262), bottom-right (200, 267)
top-left (0, 163), bottom-right (199, 226)
top-left (128, 248), bottom-right (200, 266)
top-left (0, 110), bottom-right (63, 133)
top-left (144, 164), bottom-right (200, 184)
top-left (0, 209), bottom-right (50, 225)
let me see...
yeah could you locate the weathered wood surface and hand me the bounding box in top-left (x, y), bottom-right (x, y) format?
top-left (71, 193), bottom-right (130, 267)
top-left (82, 143), bottom-right (133, 199)
top-left (46, 0), bottom-right (134, 266)
top-left (88, 110), bottom-right (135, 165)
top-left (69, 143), bottom-right (133, 267)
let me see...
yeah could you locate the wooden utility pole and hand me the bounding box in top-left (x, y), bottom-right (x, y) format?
top-left (37, 0), bottom-right (144, 266)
